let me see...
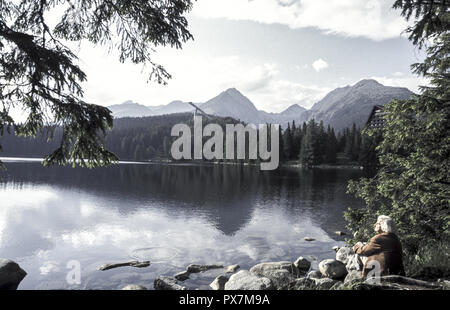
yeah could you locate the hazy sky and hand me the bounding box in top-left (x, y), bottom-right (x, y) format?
top-left (76, 0), bottom-right (426, 113)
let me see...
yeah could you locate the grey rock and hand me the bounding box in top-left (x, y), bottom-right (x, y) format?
top-left (332, 246), bottom-right (340, 252)
top-left (261, 269), bottom-right (294, 289)
top-left (250, 261), bottom-right (297, 275)
top-left (294, 257), bottom-right (311, 273)
top-left (154, 276), bottom-right (186, 290)
top-left (376, 275), bottom-right (443, 289)
top-left (99, 260), bottom-right (150, 271)
top-left (250, 261), bottom-right (298, 289)
top-left (174, 270), bottom-right (190, 281)
top-left (224, 270), bottom-right (274, 290)
top-left (0, 259), bottom-right (27, 290)
top-left (307, 270), bottom-right (323, 279)
top-left (318, 259), bottom-right (348, 280)
top-left (290, 277), bottom-right (316, 290)
top-left (344, 270), bottom-right (362, 284)
top-left (210, 275), bottom-right (229, 290)
top-left (313, 278), bottom-right (341, 290)
top-left (186, 264), bottom-right (223, 273)
top-left (346, 254), bottom-right (362, 271)
top-left (330, 281), bottom-right (345, 290)
top-left (225, 264), bottom-right (240, 273)
top-left (121, 284), bottom-right (147, 290)
top-left (437, 279), bottom-right (450, 289)
top-left (336, 246), bottom-right (354, 264)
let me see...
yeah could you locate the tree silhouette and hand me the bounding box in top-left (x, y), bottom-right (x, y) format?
top-left (0, 0), bottom-right (194, 168)
top-left (346, 0), bottom-right (450, 273)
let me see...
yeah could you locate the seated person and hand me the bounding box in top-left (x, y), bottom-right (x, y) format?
top-left (353, 215), bottom-right (405, 278)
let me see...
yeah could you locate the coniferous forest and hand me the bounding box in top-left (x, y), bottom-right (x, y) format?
top-left (0, 0), bottom-right (448, 294)
top-left (0, 113), bottom-right (379, 168)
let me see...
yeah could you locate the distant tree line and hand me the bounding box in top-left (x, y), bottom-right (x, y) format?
top-left (0, 113), bottom-right (241, 161)
top-left (0, 113), bottom-right (380, 168)
top-left (280, 119), bottom-right (381, 167)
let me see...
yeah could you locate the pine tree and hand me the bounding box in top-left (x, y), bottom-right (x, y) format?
top-left (351, 126), bottom-right (361, 161)
top-left (283, 123), bottom-right (294, 160)
top-left (346, 0), bottom-right (450, 272)
top-left (292, 120), bottom-right (302, 158)
top-left (0, 0), bottom-right (194, 168)
top-left (344, 125), bottom-right (355, 159)
top-left (299, 119), bottom-right (317, 167)
top-left (325, 125), bottom-right (338, 163)
top-left (358, 131), bottom-right (382, 168)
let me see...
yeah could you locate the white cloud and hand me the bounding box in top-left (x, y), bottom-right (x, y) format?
top-left (369, 74), bottom-right (429, 93)
top-left (192, 0), bottom-right (410, 41)
top-left (312, 58), bottom-right (329, 72)
top-left (249, 80), bottom-right (332, 111)
top-left (78, 44), bottom-right (328, 112)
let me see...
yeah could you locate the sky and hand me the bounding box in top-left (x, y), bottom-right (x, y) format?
top-left (76, 0), bottom-right (427, 113)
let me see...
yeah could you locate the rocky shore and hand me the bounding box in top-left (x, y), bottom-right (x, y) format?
top-left (148, 246), bottom-right (449, 291)
top-left (1, 246), bottom-right (449, 290)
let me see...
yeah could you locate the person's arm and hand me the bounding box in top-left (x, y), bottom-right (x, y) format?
top-left (354, 236), bottom-right (382, 256)
top-left (352, 242), bottom-right (364, 252)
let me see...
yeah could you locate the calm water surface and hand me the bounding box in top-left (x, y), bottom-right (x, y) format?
top-left (0, 160), bottom-right (365, 289)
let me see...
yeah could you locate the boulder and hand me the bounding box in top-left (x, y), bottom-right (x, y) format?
top-left (250, 261), bottom-right (299, 288)
top-left (335, 246), bottom-right (354, 264)
top-left (210, 275), bottom-right (229, 290)
top-left (306, 270), bottom-right (322, 279)
top-left (332, 246), bottom-right (340, 252)
top-left (250, 261), bottom-right (298, 276)
top-left (289, 277), bottom-right (316, 290)
top-left (294, 257), bottom-right (311, 274)
top-left (174, 270), bottom-right (190, 281)
top-left (346, 254), bottom-right (362, 271)
top-left (344, 270), bottom-right (363, 284)
top-left (312, 278), bottom-right (341, 290)
top-left (318, 259), bottom-right (348, 280)
top-left (0, 259), bottom-right (27, 290)
top-left (224, 270), bottom-right (274, 290)
top-left (225, 264), bottom-right (240, 273)
top-left (154, 276), bottom-right (186, 290)
top-left (186, 264), bottom-right (223, 273)
top-left (121, 284), bottom-right (147, 290)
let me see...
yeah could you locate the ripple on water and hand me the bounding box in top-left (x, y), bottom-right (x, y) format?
top-left (130, 247), bottom-right (182, 264)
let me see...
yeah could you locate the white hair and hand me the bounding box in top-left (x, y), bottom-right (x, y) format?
top-left (377, 215), bottom-right (394, 233)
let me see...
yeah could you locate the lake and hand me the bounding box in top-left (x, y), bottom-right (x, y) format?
top-left (0, 159), bottom-right (366, 289)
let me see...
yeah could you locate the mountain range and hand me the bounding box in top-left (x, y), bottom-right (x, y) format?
top-left (108, 79), bottom-right (414, 131)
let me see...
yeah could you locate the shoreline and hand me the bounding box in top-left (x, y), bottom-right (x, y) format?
top-left (3, 245), bottom-right (448, 290)
top-left (143, 159), bottom-right (365, 170)
top-left (0, 156), bottom-right (365, 170)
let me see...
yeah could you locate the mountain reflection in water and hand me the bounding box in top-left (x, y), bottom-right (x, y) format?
top-left (0, 161), bottom-right (365, 289)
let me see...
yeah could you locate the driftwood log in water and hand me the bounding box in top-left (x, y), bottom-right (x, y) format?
top-left (99, 260), bottom-right (150, 271)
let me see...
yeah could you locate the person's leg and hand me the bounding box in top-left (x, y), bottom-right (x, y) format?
top-left (359, 255), bottom-right (369, 266)
top-left (355, 254), bottom-right (369, 270)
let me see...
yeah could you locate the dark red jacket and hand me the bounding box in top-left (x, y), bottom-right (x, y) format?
top-left (354, 232), bottom-right (405, 277)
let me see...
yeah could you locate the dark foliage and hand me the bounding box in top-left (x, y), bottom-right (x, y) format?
top-left (0, 0), bottom-right (194, 168)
